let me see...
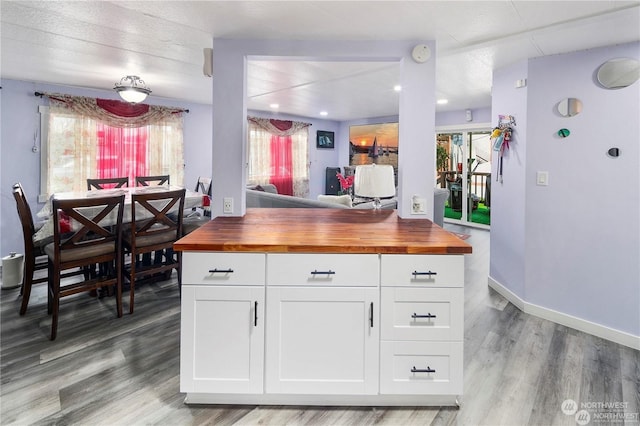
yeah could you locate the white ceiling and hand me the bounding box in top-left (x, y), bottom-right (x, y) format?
top-left (1, 1), bottom-right (639, 121)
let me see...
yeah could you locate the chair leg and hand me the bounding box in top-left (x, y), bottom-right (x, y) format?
top-left (49, 267), bottom-right (60, 340)
top-left (19, 257), bottom-right (35, 315)
top-left (116, 258), bottom-right (123, 318)
top-left (129, 259), bottom-right (136, 315)
top-left (47, 261), bottom-right (53, 315)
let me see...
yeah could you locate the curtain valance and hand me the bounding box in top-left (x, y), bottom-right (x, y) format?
top-left (37, 92), bottom-right (186, 128)
top-left (248, 117), bottom-right (311, 137)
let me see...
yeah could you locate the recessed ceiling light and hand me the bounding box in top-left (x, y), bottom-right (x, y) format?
top-left (269, 103), bottom-right (279, 109)
top-left (320, 111), bottom-right (328, 116)
top-left (393, 85), bottom-right (402, 92)
top-left (437, 99), bottom-right (449, 105)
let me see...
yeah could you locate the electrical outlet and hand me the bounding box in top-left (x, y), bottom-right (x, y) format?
top-left (412, 196), bottom-right (427, 215)
top-left (223, 197), bottom-right (233, 214)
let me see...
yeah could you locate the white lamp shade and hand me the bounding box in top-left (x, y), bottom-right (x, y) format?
top-left (117, 88), bottom-right (148, 103)
top-left (354, 164), bottom-right (396, 198)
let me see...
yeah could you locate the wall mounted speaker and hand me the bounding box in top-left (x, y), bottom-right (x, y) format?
top-left (203, 48), bottom-right (213, 77)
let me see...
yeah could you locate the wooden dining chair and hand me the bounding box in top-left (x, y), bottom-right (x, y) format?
top-left (12, 183), bottom-right (50, 315)
top-left (123, 188), bottom-right (185, 314)
top-left (135, 175), bottom-right (170, 187)
top-left (44, 193), bottom-right (125, 340)
top-left (183, 176), bottom-right (212, 236)
top-left (87, 177), bottom-right (129, 190)
top-left (194, 176), bottom-right (212, 196)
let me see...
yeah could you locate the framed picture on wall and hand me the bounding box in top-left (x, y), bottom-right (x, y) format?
top-left (316, 130), bottom-right (335, 149)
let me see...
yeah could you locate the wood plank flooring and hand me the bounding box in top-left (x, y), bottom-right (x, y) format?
top-left (1, 225), bottom-right (638, 425)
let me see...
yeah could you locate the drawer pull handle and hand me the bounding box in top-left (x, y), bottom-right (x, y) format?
top-left (411, 366), bottom-right (436, 374)
top-left (413, 270), bottom-right (437, 278)
top-left (209, 268), bottom-right (234, 274)
top-left (411, 312), bottom-right (436, 319)
top-left (311, 270), bottom-right (335, 275)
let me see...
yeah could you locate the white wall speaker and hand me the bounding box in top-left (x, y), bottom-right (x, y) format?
top-left (203, 48), bottom-right (213, 77)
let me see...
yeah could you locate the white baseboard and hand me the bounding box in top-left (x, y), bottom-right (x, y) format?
top-left (487, 276), bottom-right (640, 351)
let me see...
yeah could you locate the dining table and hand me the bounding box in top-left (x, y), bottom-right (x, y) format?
top-left (34, 185), bottom-right (205, 241)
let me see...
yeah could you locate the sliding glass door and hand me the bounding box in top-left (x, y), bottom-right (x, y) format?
top-left (436, 128), bottom-right (491, 228)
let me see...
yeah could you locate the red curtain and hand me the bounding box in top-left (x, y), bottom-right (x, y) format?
top-left (269, 135), bottom-right (293, 195)
top-left (96, 123), bottom-right (149, 184)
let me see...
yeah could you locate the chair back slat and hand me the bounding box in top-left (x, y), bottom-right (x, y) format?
top-left (12, 183), bottom-right (36, 251)
top-left (130, 189), bottom-right (185, 241)
top-left (195, 177), bottom-right (212, 196)
top-left (52, 194), bottom-right (125, 262)
top-left (87, 177), bottom-right (129, 190)
top-left (135, 175), bottom-right (170, 187)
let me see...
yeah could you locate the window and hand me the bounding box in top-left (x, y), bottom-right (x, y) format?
top-left (38, 94), bottom-right (184, 199)
top-left (247, 117), bottom-right (310, 197)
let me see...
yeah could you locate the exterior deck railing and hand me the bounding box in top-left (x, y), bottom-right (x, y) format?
top-left (438, 171), bottom-right (491, 205)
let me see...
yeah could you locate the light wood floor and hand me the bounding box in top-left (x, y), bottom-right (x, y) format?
top-left (1, 225), bottom-right (638, 425)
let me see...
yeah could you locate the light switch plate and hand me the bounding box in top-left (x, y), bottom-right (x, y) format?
top-left (536, 171), bottom-right (549, 186)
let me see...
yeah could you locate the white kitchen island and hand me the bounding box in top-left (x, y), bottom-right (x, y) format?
top-left (174, 208), bottom-right (472, 406)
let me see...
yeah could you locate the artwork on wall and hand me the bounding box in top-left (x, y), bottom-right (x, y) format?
top-left (348, 122), bottom-right (399, 171)
top-left (316, 130), bottom-right (335, 149)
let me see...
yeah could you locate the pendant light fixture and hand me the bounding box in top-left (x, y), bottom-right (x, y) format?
top-left (114, 75), bottom-right (151, 103)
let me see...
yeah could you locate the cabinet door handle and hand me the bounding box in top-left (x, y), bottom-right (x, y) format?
top-left (411, 366), bottom-right (436, 373)
top-left (370, 302), bottom-right (374, 328)
top-left (411, 312), bottom-right (436, 319)
top-left (209, 268), bottom-right (234, 274)
top-left (254, 301), bottom-right (258, 327)
top-left (311, 270), bottom-right (335, 275)
top-left (412, 270), bottom-right (437, 278)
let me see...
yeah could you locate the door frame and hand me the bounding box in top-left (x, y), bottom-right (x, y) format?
top-left (436, 123), bottom-right (491, 230)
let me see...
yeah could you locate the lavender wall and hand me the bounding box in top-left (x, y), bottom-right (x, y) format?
top-left (490, 42), bottom-right (640, 338)
top-left (436, 107), bottom-right (491, 127)
top-left (0, 79), bottom-right (212, 258)
top-left (489, 60), bottom-right (529, 300)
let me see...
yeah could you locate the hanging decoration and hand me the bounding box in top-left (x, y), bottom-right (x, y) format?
top-left (491, 114), bottom-right (516, 183)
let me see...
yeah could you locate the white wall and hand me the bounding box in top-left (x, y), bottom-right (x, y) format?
top-left (490, 42), bottom-right (640, 340)
top-left (211, 39), bottom-right (436, 218)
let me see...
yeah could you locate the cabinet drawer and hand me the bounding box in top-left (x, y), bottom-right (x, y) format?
top-left (380, 341), bottom-right (462, 395)
top-left (267, 254), bottom-right (379, 286)
top-left (182, 252), bottom-right (265, 285)
top-left (381, 255), bottom-right (464, 287)
top-left (381, 287), bottom-right (463, 341)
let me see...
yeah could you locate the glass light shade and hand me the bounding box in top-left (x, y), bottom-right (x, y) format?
top-left (354, 164), bottom-right (396, 209)
top-left (116, 88), bottom-right (149, 103)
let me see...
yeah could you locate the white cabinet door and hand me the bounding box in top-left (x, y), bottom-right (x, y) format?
top-left (265, 286), bottom-right (379, 395)
top-left (181, 285), bottom-right (264, 394)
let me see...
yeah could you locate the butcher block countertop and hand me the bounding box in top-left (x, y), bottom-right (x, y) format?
top-left (175, 208), bottom-right (472, 255)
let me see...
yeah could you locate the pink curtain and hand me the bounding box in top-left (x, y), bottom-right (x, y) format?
top-left (269, 135), bottom-right (293, 195)
top-left (96, 123), bottom-right (148, 184)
